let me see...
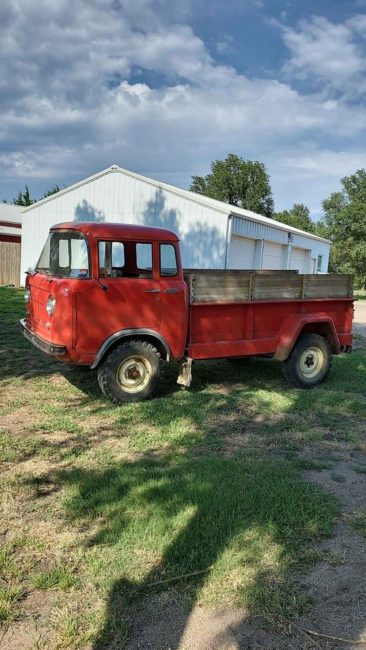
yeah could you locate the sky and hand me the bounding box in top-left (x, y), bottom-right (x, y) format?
top-left (1, 0), bottom-right (366, 217)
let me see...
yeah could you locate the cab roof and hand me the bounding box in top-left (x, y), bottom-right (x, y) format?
top-left (50, 221), bottom-right (179, 242)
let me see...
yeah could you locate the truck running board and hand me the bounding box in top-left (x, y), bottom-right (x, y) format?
top-left (177, 357), bottom-right (193, 388)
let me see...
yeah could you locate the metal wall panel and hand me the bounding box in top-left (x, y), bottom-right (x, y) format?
top-left (290, 247), bottom-right (307, 273)
top-left (227, 236), bottom-right (255, 269)
top-left (262, 242), bottom-right (284, 270)
top-left (231, 216), bottom-right (330, 274)
top-left (20, 170), bottom-right (229, 283)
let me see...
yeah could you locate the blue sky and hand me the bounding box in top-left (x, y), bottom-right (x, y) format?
top-left (1, 0), bottom-right (366, 217)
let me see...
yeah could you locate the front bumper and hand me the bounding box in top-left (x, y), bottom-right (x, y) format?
top-left (20, 319), bottom-right (66, 357)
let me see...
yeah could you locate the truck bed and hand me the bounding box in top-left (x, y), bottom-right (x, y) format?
top-left (183, 270), bottom-right (354, 361)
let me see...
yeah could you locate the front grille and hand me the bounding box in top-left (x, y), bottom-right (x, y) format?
top-left (29, 287), bottom-right (49, 328)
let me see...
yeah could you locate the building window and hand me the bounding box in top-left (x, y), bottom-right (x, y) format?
top-left (317, 255), bottom-right (323, 273)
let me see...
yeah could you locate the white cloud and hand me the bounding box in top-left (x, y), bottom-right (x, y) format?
top-left (282, 15), bottom-right (366, 93)
top-left (0, 0), bottom-right (366, 214)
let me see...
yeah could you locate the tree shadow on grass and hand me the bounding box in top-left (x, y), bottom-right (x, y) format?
top-left (51, 351), bottom-right (366, 647)
top-left (57, 443), bottom-right (337, 649)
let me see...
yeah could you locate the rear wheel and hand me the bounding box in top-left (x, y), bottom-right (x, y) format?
top-left (282, 333), bottom-right (332, 388)
top-left (98, 340), bottom-right (163, 403)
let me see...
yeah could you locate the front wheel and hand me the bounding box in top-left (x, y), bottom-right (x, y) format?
top-left (97, 340), bottom-right (163, 403)
top-left (282, 333), bottom-right (332, 388)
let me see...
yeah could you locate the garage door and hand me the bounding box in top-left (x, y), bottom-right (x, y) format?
top-left (290, 247), bottom-right (307, 273)
top-left (228, 236), bottom-right (255, 269)
top-left (262, 242), bottom-right (284, 270)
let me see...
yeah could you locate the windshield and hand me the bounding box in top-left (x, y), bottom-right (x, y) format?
top-left (36, 231), bottom-right (90, 278)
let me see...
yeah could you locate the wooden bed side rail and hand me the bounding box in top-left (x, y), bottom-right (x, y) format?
top-left (184, 270), bottom-right (353, 304)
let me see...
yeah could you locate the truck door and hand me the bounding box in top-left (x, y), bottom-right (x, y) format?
top-left (158, 242), bottom-right (188, 360)
top-left (99, 240), bottom-right (162, 331)
top-left (74, 239), bottom-right (162, 353)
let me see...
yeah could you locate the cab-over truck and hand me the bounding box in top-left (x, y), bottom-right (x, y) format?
top-left (21, 222), bottom-right (353, 402)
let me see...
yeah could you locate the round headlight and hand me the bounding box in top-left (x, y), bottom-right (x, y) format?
top-left (46, 296), bottom-right (56, 316)
top-left (24, 288), bottom-right (31, 303)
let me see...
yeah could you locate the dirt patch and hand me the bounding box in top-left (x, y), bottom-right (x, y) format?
top-left (0, 590), bottom-right (58, 650)
top-left (126, 591), bottom-right (301, 650)
top-left (295, 454), bottom-right (366, 649)
top-left (123, 455), bottom-right (366, 650)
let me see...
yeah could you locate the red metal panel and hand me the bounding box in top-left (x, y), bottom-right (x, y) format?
top-left (0, 221), bottom-right (21, 229)
top-left (188, 299), bottom-right (354, 361)
top-left (189, 338), bottom-right (278, 360)
top-left (50, 221), bottom-right (179, 243)
top-left (0, 235), bottom-right (21, 243)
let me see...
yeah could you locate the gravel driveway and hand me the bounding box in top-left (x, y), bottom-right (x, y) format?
top-left (353, 300), bottom-right (366, 337)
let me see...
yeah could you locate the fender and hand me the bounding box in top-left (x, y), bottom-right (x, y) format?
top-left (90, 328), bottom-right (171, 369)
top-left (273, 314), bottom-right (340, 362)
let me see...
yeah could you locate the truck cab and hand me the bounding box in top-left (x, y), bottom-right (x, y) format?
top-left (21, 222), bottom-right (188, 400)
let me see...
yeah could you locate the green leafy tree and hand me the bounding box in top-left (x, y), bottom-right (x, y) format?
top-left (275, 203), bottom-right (315, 233)
top-left (319, 169), bottom-right (366, 287)
top-left (13, 185), bottom-right (34, 206)
top-left (190, 153), bottom-right (274, 218)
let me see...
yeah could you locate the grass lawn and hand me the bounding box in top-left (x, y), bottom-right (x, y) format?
top-left (1, 287), bottom-right (366, 648)
top-left (354, 289), bottom-right (366, 300)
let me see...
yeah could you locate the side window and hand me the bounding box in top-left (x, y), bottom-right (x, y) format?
top-left (136, 243), bottom-right (152, 272)
top-left (317, 255), bottom-right (323, 273)
top-left (98, 241), bottom-right (125, 277)
top-left (59, 239), bottom-right (69, 268)
top-left (98, 241), bottom-right (109, 276)
top-left (112, 242), bottom-right (125, 267)
top-left (160, 244), bottom-right (178, 277)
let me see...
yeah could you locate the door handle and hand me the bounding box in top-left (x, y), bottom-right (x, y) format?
top-left (165, 288), bottom-right (181, 294)
top-left (144, 289), bottom-right (161, 293)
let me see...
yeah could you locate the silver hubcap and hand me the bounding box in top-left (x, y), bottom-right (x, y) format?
top-left (298, 346), bottom-right (324, 379)
top-left (116, 355), bottom-right (152, 393)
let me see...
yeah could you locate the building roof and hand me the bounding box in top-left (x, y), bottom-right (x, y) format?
top-left (0, 203), bottom-right (23, 238)
top-left (23, 165), bottom-right (329, 244)
top-left (51, 221), bottom-right (179, 242)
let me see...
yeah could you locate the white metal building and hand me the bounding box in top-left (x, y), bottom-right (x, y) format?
top-left (21, 165), bottom-right (330, 284)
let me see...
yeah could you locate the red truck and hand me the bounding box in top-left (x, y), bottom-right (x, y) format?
top-left (21, 222), bottom-right (353, 403)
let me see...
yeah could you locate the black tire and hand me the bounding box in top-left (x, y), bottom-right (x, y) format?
top-left (97, 340), bottom-right (163, 403)
top-left (282, 333), bottom-right (332, 389)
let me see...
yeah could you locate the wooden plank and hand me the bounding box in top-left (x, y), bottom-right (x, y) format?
top-left (252, 273), bottom-right (303, 301)
top-left (190, 270), bottom-right (251, 303)
top-left (0, 241), bottom-right (21, 287)
top-left (305, 274), bottom-right (352, 298)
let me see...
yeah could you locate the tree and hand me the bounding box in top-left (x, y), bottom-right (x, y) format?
top-left (319, 169), bottom-right (366, 287)
top-left (12, 184), bottom-right (62, 206)
top-left (275, 203), bottom-right (315, 233)
top-left (43, 185), bottom-right (61, 198)
top-left (190, 153), bottom-right (274, 218)
top-left (13, 185), bottom-right (34, 206)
